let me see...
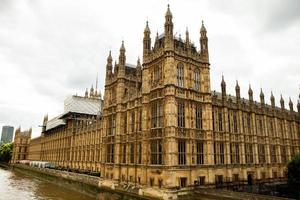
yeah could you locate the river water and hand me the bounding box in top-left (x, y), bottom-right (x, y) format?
top-left (0, 167), bottom-right (131, 200)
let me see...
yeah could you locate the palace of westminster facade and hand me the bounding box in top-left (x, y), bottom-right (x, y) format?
top-left (12, 6), bottom-right (300, 189)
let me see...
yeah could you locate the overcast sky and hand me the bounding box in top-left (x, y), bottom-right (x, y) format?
top-left (0, 0), bottom-right (299, 138)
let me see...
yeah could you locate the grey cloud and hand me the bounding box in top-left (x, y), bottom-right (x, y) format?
top-left (208, 0), bottom-right (300, 32)
top-left (0, 0), bottom-right (299, 138)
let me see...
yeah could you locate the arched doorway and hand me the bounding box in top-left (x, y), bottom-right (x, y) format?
top-left (247, 173), bottom-right (253, 185)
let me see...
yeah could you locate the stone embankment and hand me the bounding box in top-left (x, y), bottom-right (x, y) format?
top-left (12, 164), bottom-right (172, 200)
top-left (11, 164), bottom-right (294, 200)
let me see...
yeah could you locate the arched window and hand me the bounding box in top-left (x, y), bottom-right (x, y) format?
top-left (177, 63), bottom-right (184, 87)
top-left (194, 70), bottom-right (200, 91)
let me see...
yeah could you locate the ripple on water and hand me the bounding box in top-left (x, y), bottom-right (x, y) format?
top-left (0, 168), bottom-right (95, 200)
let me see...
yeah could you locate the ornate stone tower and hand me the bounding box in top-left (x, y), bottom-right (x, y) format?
top-left (11, 127), bottom-right (31, 163)
top-left (142, 5), bottom-right (212, 187)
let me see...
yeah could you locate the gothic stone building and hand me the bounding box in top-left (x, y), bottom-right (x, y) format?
top-left (11, 127), bottom-right (31, 163)
top-left (13, 6), bottom-right (300, 189)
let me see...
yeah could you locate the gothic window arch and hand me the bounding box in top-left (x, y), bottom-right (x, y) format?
top-left (177, 63), bottom-right (184, 87)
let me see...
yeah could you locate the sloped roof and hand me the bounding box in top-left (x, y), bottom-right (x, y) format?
top-left (46, 114), bottom-right (65, 131)
top-left (63, 95), bottom-right (102, 116)
top-left (45, 95), bottom-right (102, 131)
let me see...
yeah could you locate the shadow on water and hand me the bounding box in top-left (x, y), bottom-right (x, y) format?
top-left (0, 167), bottom-right (141, 200)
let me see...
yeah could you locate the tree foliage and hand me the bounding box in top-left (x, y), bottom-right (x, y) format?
top-left (287, 154), bottom-right (300, 187)
top-left (0, 143), bottom-right (13, 163)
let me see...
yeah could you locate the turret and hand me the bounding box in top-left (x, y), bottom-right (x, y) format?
top-left (235, 80), bottom-right (240, 101)
top-left (248, 85), bottom-right (253, 102)
top-left (164, 5), bottom-right (173, 38)
top-left (164, 4), bottom-right (173, 49)
top-left (136, 57), bottom-right (142, 78)
top-left (289, 97), bottom-right (293, 112)
top-left (106, 51), bottom-right (113, 78)
top-left (118, 41), bottom-right (126, 77)
top-left (280, 95), bottom-right (285, 109)
top-left (85, 88), bottom-right (88, 98)
top-left (200, 20), bottom-right (209, 61)
top-left (185, 27), bottom-right (190, 48)
top-left (260, 88), bottom-right (265, 105)
top-left (90, 85), bottom-right (94, 97)
top-left (114, 61), bottom-right (118, 74)
top-left (270, 91), bottom-right (275, 107)
top-left (221, 75), bottom-right (226, 100)
top-left (143, 21), bottom-right (151, 60)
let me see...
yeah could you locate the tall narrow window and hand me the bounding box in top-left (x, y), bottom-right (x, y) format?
top-left (124, 112), bottom-right (127, 134)
top-left (178, 139), bottom-right (186, 165)
top-left (130, 143), bottom-right (135, 164)
top-left (214, 142), bottom-right (225, 164)
top-left (108, 115), bottom-right (116, 136)
top-left (258, 144), bottom-right (265, 164)
top-left (247, 114), bottom-right (251, 134)
top-left (196, 141), bottom-right (204, 165)
top-left (150, 139), bottom-right (163, 165)
top-left (122, 144), bottom-right (126, 163)
top-left (178, 101), bottom-right (185, 128)
top-left (194, 70), bottom-right (200, 91)
top-left (151, 100), bottom-right (164, 128)
top-left (230, 143), bottom-right (240, 164)
top-left (270, 145), bottom-right (277, 163)
top-left (233, 112), bottom-right (238, 133)
top-left (138, 142), bottom-right (142, 164)
top-left (218, 111), bottom-right (223, 131)
top-left (196, 105), bottom-right (203, 129)
top-left (177, 63), bottom-right (184, 87)
top-left (138, 110), bottom-right (142, 131)
top-left (106, 144), bottom-right (114, 163)
top-left (131, 111), bottom-right (135, 132)
top-left (245, 143), bottom-right (253, 164)
top-left (258, 117), bottom-right (263, 136)
top-left (269, 119), bottom-right (274, 137)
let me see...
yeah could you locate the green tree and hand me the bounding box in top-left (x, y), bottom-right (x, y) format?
top-left (0, 143), bottom-right (13, 163)
top-left (287, 154), bottom-right (300, 187)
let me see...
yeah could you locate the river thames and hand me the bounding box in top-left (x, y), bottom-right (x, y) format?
top-left (0, 167), bottom-right (134, 200)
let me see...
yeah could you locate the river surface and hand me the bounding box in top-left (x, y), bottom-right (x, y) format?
top-left (0, 167), bottom-right (132, 200)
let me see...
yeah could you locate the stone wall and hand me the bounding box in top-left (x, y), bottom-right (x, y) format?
top-left (28, 137), bottom-right (42, 161)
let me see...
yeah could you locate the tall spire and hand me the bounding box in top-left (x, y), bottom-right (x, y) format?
top-left (235, 80), bottom-right (240, 100)
top-left (221, 75), bottom-right (226, 100)
top-left (118, 41), bottom-right (126, 75)
top-left (200, 20), bottom-right (209, 61)
top-left (270, 91), bottom-right (275, 107)
top-left (143, 21), bottom-right (151, 61)
top-left (289, 97), bottom-right (293, 112)
top-left (185, 27), bottom-right (190, 47)
top-left (106, 50), bottom-right (113, 78)
top-left (280, 94), bottom-right (285, 109)
top-left (164, 4), bottom-right (173, 42)
top-left (260, 88), bottom-right (265, 105)
top-left (90, 85), bottom-right (94, 97)
top-left (248, 84), bottom-right (253, 102)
